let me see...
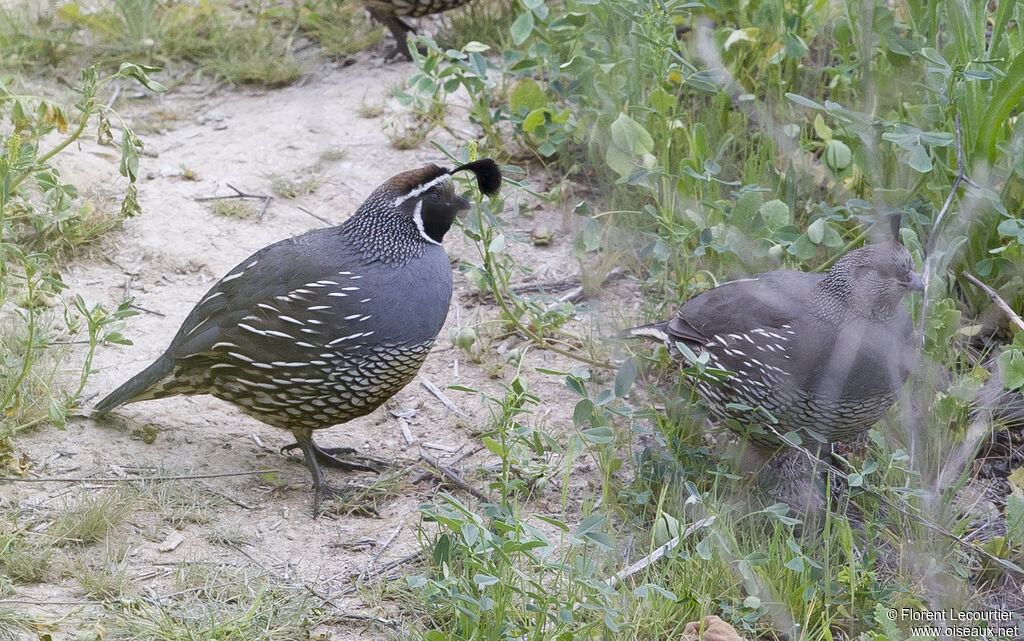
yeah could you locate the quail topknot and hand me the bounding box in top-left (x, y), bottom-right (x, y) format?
top-left (96, 159), bottom-right (502, 514)
top-left (627, 242), bottom-right (923, 448)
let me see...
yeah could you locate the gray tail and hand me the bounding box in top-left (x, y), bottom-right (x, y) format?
top-left (94, 355), bottom-right (173, 415)
top-left (619, 321), bottom-right (669, 342)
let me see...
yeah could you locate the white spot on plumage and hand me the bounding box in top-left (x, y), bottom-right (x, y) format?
top-left (221, 271), bottom-right (244, 283)
top-left (278, 315), bottom-right (303, 325)
top-left (327, 333), bottom-right (365, 346)
top-left (238, 323), bottom-right (267, 336)
top-left (327, 292), bottom-right (348, 297)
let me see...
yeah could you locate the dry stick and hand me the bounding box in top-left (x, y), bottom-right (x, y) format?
top-left (195, 183), bottom-right (273, 218)
top-left (295, 205), bottom-right (334, 226)
top-left (419, 453), bottom-right (490, 502)
top-left (918, 113), bottom-right (969, 338)
top-left (960, 271), bottom-right (1024, 333)
top-left (769, 427), bottom-right (1024, 577)
top-left (605, 516), bottom-right (715, 587)
top-left (359, 522), bottom-right (404, 581)
top-left (420, 377), bottom-right (467, 416)
top-left (0, 468), bottom-right (280, 483)
top-left (410, 445), bottom-right (481, 485)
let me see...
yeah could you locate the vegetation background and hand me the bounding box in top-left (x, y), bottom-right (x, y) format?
top-left (0, 0), bottom-right (1023, 639)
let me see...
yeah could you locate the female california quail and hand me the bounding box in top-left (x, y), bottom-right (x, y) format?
top-left (628, 243), bottom-right (924, 448)
top-left (96, 159), bottom-right (501, 514)
top-left (362, 0), bottom-right (474, 58)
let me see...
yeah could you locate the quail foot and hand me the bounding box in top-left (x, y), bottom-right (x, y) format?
top-left (96, 159), bottom-right (502, 515)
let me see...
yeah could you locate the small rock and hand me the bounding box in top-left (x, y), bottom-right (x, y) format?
top-left (681, 615), bottom-right (746, 641)
top-left (531, 224), bottom-right (555, 246)
top-left (158, 532), bottom-right (184, 553)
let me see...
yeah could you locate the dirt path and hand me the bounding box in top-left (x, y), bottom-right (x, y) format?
top-left (7, 56), bottom-right (598, 638)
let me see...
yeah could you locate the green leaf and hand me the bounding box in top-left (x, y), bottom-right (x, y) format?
top-left (907, 143), bottom-right (932, 173)
top-left (117, 62), bottom-right (167, 93)
top-left (522, 107), bottom-right (550, 134)
top-left (785, 93), bottom-right (823, 110)
top-left (509, 78), bottom-right (547, 113)
top-left (823, 139), bottom-right (852, 170)
top-left (978, 49), bottom-right (1024, 163)
top-left (510, 11), bottom-right (534, 46)
top-left (758, 199), bottom-right (791, 228)
top-left (474, 573), bottom-right (499, 587)
top-left (785, 556), bottom-right (805, 572)
top-left (997, 349), bottom-right (1024, 390)
top-left (696, 538), bottom-right (711, 560)
top-left (572, 399), bottom-right (594, 427)
top-left (807, 218), bottom-right (825, 244)
top-left (614, 358), bottom-right (637, 397)
top-left (581, 426), bottom-right (613, 444)
top-left (119, 130), bottom-right (140, 181)
top-left (609, 113), bottom-right (654, 156)
top-left (574, 514), bottom-right (613, 549)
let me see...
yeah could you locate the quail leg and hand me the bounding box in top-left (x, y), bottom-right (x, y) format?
top-left (290, 433), bottom-right (385, 517)
top-left (291, 433), bottom-right (339, 517)
top-left (368, 9), bottom-right (419, 61)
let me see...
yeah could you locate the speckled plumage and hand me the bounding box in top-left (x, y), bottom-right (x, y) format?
top-left (362, 0), bottom-right (475, 58)
top-left (97, 160), bottom-right (502, 514)
top-left (630, 243), bottom-right (923, 448)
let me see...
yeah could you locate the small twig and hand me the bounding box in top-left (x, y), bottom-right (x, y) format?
top-left (419, 453), bottom-right (489, 502)
top-left (295, 205), bottom-right (334, 226)
top-left (960, 271), bottom-right (1024, 333)
top-left (398, 419), bottom-right (414, 444)
top-left (362, 550), bottom-right (422, 579)
top-left (926, 113), bottom-right (965, 257)
top-left (129, 303), bottom-right (165, 317)
top-left (410, 446), bottom-right (480, 485)
top-left (359, 522), bottom-right (403, 580)
top-left (0, 468), bottom-right (280, 483)
top-left (918, 113), bottom-right (970, 339)
top-left (420, 377), bottom-right (467, 416)
top-left (0, 599), bottom-right (98, 606)
top-left (422, 441), bottom-right (458, 453)
top-left (606, 517), bottom-right (715, 587)
top-left (195, 183), bottom-right (273, 219)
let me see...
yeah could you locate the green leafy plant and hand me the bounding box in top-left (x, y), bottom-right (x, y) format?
top-left (0, 63), bottom-right (157, 440)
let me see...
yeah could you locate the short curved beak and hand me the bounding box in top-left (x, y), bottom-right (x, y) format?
top-left (452, 195), bottom-right (471, 216)
top-left (907, 272), bottom-right (925, 292)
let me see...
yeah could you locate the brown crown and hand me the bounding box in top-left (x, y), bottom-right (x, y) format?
top-left (383, 164), bottom-right (449, 195)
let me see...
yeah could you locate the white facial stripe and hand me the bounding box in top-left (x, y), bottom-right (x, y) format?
top-left (392, 174), bottom-right (451, 207)
top-left (412, 200), bottom-right (442, 245)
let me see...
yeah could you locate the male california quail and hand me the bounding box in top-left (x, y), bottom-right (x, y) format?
top-left (361, 0), bottom-right (473, 59)
top-left (627, 242), bottom-right (923, 448)
top-left (96, 159), bottom-right (501, 514)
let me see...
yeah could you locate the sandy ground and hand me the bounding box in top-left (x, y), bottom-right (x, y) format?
top-left (4, 54), bottom-right (624, 639)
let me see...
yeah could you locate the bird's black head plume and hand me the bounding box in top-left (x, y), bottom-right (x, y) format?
top-left (450, 158), bottom-right (502, 197)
